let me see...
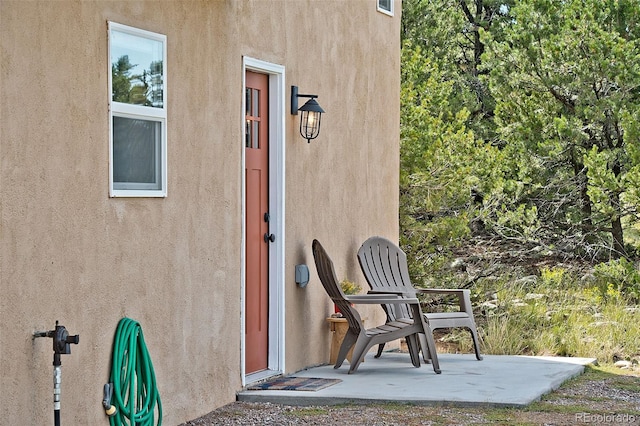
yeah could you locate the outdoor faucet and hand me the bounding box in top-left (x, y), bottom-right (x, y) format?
top-left (33, 321), bottom-right (79, 426)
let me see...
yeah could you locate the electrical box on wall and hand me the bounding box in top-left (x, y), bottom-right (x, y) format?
top-left (295, 264), bottom-right (309, 288)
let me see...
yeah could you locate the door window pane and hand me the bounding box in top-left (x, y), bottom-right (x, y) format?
top-left (252, 121), bottom-right (259, 149)
top-left (245, 88), bottom-right (251, 116)
top-left (246, 119), bottom-right (251, 148)
top-left (245, 88), bottom-right (261, 149)
top-left (252, 89), bottom-right (259, 117)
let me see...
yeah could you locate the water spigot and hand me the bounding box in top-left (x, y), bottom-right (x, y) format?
top-left (34, 321), bottom-right (79, 365)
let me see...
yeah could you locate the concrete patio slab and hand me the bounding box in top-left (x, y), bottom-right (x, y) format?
top-left (237, 352), bottom-right (596, 407)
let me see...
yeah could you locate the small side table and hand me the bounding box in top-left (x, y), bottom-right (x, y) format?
top-left (326, 317), bottom-right (365, 365)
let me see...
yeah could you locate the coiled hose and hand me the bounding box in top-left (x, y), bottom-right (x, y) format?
top-left (107, 317), bottom-right (162, 426)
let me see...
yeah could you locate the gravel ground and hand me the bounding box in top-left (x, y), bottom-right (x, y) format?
top-left (180, 366), bottom-right (640, 425)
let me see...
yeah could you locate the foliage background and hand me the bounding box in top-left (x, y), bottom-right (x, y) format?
top-left (399, 0), bottom-right (640, 362)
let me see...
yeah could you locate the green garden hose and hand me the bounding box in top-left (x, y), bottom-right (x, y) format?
top-left (106, 317), bottom-right (162, 426)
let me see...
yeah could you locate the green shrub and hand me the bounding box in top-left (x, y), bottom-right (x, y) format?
top-left (593, 258), bottom-right (640, 303)
top-left (540, 266), bottom-right (570, 289)
top-left (340, 279), bottom-right (362, 295)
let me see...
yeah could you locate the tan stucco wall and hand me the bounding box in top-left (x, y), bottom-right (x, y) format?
top-left (272, 0), bottom-right (402, 372)
top-left (0, 0), bottom-right (400, 424)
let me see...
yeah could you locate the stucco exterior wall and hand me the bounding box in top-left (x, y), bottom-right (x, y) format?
top-left (0, 0), bottom-right (400, 424)
top-left (274, 0), bottom-right (402, 371)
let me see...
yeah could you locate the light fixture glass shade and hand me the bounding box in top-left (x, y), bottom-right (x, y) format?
top-left (298, 98), bottom-right (324, 143)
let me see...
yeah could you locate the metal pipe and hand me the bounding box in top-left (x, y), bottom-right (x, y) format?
top-left (53, 360), bottom-right (61, 426)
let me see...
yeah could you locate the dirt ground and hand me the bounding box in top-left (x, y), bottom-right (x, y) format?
top-left (180, 365), bottom-right (640, 425)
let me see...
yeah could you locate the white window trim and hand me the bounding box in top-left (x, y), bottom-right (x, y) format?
top-left (377, 0), bottom-right (394, 16)
top-left (108, 22), bottom-right (167, 198)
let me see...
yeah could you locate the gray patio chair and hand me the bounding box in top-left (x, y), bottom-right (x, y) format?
top-left (312, 239), bottom-right (441, 374)
top-left (358, 236), bottom-right (482, 361)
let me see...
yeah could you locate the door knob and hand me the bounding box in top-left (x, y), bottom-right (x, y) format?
top-left (264, 233), bottom-right (275, 243)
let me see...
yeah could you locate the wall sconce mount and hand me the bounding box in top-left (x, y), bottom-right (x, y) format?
top-left (291, 85), bottom-right (325, 143)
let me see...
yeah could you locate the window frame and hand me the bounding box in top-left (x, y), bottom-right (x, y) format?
top-left (108, 22), bottom-right (167, 197)
top-left (377, 0), bottom-right (394, 16)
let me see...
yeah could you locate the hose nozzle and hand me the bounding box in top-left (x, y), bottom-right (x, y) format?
top-left (103, 383), bottom-right (116, 416)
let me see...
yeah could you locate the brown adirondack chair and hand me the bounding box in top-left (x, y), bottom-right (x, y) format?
top-left (358, 236), bottom-right (482, 361)
top-left (312, 239), bottom-right (441, 374)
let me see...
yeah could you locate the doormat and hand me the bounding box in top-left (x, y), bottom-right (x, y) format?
top-left (247, 377), bottom-right (342, 392)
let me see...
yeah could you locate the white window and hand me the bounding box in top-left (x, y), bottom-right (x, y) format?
top-left (377, 0), bottom-right (393, 16)
top-left (108, 22), bottom-right (167, 197)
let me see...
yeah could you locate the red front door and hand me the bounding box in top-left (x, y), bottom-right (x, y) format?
top-left (245, 71), bottom-right (269, 374)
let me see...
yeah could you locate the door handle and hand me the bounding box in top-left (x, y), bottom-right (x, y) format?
top-left (264, 233), bottom-right (275, 243)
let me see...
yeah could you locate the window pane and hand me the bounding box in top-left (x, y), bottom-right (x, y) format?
top-left (252, 89), bottom-right (259, 117)
top-left (378, 0), bottom-right (392, 13)
top-left (113, 116), bottom-right (161, 189)
top-left (245, 88), bottom-right (252, 148)
top-left (111, 30), bottom-right (164, 107)
top-left (246, 119), bottom-right (251, 148)
top-left (252, 121), bottom-right (259, 149)
top-left (245, 88), bottom-right (251, 116)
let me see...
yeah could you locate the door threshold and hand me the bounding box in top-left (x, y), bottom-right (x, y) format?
top-left (245, 369), bottom-right (282, 386)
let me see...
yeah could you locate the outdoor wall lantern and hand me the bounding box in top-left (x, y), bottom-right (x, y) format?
top-left (291, 85), bottom-right (325, 143)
